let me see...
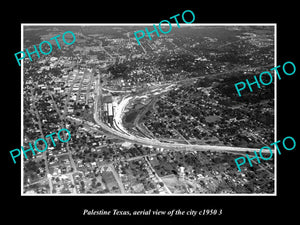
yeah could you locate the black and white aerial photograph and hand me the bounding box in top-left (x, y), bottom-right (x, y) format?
top-left (21, 24), bottom-right (275, 195)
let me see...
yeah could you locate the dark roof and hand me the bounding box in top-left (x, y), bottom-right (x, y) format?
top-left (102, 94), bottom-right (113, 103)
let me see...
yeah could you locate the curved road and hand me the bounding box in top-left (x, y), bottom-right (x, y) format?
top-left (93, 78), bottom-right (273, 154)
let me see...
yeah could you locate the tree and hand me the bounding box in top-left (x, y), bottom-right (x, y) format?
top-left (112, 186), bottom-right (119, 191)
top-left (159, 182), bottom-right (164, 187)
top-left (244, 182), bottom-right (254, 193)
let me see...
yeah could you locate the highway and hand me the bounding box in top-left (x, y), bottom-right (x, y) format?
top-left (92, 77), bottom-right (274, 155)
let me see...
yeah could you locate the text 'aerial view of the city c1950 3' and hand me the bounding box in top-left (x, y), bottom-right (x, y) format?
top-left (22, 24), bottom-right (275, 195)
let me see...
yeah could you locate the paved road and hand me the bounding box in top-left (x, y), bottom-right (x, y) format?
top-left (30, 89), bottom-right (53, 193)
top-left (93, 83), bottom-right (273, 154)
top-left (144, 157), bottom-right (172, 194)
top-left (46, 87), bottom-right (79, 193)
top-left (106, 163), bottom-right (126, 193)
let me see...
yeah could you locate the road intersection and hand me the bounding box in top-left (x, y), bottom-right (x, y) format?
top-left (92, 76), bottom-right (273, 155)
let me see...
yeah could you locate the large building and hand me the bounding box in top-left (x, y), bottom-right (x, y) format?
top-left (102, 93), bottom-right (114, 125)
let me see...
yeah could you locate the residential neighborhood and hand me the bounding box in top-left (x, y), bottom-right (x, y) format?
top-left (23, 25), bottom-right (275, 195)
